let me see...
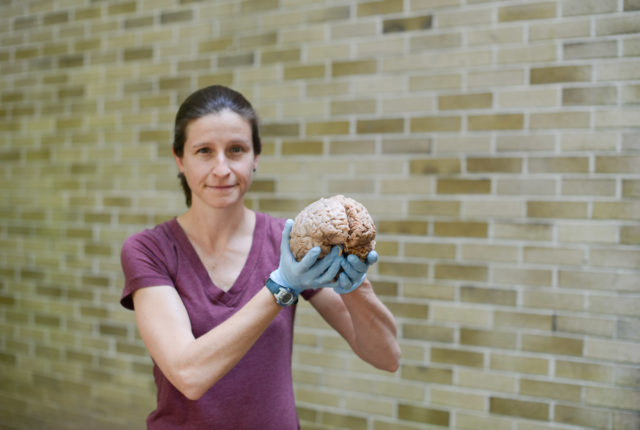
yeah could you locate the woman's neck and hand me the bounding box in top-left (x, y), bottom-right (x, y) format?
top-left (177, 203), bottom-right (255, 254)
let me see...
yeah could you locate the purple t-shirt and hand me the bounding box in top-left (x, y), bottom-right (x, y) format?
top-left (120, 212), bottom-right (315, 430)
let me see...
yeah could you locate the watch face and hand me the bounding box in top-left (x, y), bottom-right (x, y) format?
top-left (281, 292), bottom-right (294, 304)
top-left (276, 288), bottom-right (296, 306)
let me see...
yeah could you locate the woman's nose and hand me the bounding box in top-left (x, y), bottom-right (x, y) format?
top-left (212, 154), bottom-right (231, 176)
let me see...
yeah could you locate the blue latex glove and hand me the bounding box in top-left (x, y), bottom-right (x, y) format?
top-left (269, 219), bottom-right (343, 294)
top-left (334, 250), bottom-right (378, 295)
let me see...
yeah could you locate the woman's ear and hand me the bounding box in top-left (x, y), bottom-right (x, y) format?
top-left (173, 148), bottom-right (185, 173)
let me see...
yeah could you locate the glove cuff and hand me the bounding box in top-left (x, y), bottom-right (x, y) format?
top-left (334, 273), bottom-right (366, 295)
top-left (269, 269), bottom-right (291, 289)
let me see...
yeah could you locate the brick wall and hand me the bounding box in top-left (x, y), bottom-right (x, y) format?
top-left (1, 0), bottom-right (639, 429)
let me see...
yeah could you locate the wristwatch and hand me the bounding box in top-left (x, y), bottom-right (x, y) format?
top-left (265, 278), bottom-right (298, 307)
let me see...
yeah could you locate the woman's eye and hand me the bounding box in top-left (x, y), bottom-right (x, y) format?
top-left (197, 147), bottom-right (211, 154)
top-left (230, 146), bottom-right (244, 154)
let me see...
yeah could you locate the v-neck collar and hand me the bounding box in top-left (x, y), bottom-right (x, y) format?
top-left (168, 212), bottom-right (264, 306)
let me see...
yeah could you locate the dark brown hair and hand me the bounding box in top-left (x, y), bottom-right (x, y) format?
top-left (172, 85), bottom-right (261, 207)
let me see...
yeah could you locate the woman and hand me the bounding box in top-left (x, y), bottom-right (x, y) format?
top-left (120, 85), bottom-right (400, 429)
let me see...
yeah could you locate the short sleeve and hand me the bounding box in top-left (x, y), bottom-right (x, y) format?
top-left (300, 288), bottom-right (320, 301)
top-left (120, 231), bottom-right (176, 310)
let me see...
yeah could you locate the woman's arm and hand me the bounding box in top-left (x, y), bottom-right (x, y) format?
top-left (309, 278), bottom-right (401, 372)
top-left (133, 285), bottom-right (280, 400)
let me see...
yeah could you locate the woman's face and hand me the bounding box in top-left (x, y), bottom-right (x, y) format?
top-left (174, 110), bottom-right (258, 210)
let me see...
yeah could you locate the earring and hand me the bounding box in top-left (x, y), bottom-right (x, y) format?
top-left (253, 168), bottom-right (256, 172)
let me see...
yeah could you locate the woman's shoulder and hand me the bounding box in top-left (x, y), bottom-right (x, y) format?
top-left (256, 211), bottom-right (286, 236)
top-left (121, 218), bottom-right (179, 257)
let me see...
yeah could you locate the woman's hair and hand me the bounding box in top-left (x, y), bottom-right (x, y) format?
top-left (172, 85), bottom-right (262, 207)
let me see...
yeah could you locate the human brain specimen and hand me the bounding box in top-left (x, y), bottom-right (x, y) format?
top-left (289, 195), bottom-right (376, 261)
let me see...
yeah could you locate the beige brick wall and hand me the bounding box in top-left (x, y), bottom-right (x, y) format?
top-left (1, 0), bottom-right (639, 429)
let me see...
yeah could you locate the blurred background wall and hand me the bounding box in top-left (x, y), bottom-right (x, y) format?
top-left (1, 0), bottom-right (639, 429)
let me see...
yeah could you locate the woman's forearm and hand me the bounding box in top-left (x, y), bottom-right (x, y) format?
top-left (339, 279), bottom-right (401, 372)
top-left (178, 287), bottom-right (281, 399)
top-left (135, 286), bottom-right (281, 401)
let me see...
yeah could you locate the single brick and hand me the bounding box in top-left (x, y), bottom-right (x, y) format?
top-left (410, 73), bottom-right (462, 91)
top-left (457, 369), bottom-right (517, 394)
top-left (198, 38), bottom-right (233, 53)
top-left (357, 0), bottom-right (403, 17)
top-left (240, 0), bottom-right (279, 13)
top-left (490, 397), bottom-right (549, 420)
top-left (498, 2), bottom-right (556, 22)
top-left (260, 122), bottom-right (300, 137)
top-left (218, 52), bottom-right (254, 68)
top-left (261, 48), bottom-right (301, 64)
top-left (331, 59), bottom-right (377, 77)
top-left (331, 99), bottom-right (376, 115)
top-left (284, 64), bottom-right (326, 80)
top-left (530, 111), bottom-right (590, 129)
top-left (596, 15), bottom-right (640, 36)
top-left (306, 121), bottom-right (349, 135)
top-left (495, 311), bottom-right (553, 330)
top-left (431, 347), bottom-right (484, 367)
top-left (433, 221), bottom-right (488, 238)
top-left (461, 328), bottom-right (517, 349)
top-left (520, 378), bottom-right (582, 402)
top-left (387, 302), bottom-right (429, 319)
top-left (461, 244), bottom-right (519, 263)
top-left (529, 157), bottom-right (589, 173)
top-left (527, 201), bottom-right (588, 218)
top-left (564, 86), bottom-right (618, 106)
top-left (281, 140), bottom-right (323, 156)
top-left (378, 220), bottom-right (429, 235)
top-left (356, 118), bottom-right (404, 134)
top-left (405, 243), bottom-right (456, 259)
top-left (490, 353), bottom-right (549, 375)
top-left (378, 262), bottom-right (429, 278)
top-left (460, 286), bottom-right (517, 306)
top-left (567, 40), bottom-right (619, 62)
top-left (439, 93), bottom-right (492, 110)
top-left (404, 323), bottom-right (453, 342)
top-left (555, 360), bottom-right (612, 383)
top-left (411, 115), bottom-right (462, 132)
top-left (382, 137), bottom-right (431, 154)
top-left (555, 405), bottom-right (611, 429)
top-left (593, 202), bottom-right (640, 220)
top-left (434, 264), bottom-right (488, 281)
top-left (383, 15), bottom-right (432, 33)
top-left (595, 156), bottom-right (640, 173)
top-left (437, 179), bottom-right (491, 194)
top-left (237, 32), bottom-right (278, 49)
top-left (124, 15), bottom-right (154, 29)
top-left (562, 178), bottom-right (616, 196)
top-left (409, 200), bottom-right (461, 216)
top-left (531, 65), bottom-right (592, 84)
top-left (410, 158), bottom-right (461, 174)
top-left (467, 157), bottom-right (522, 173)
top-left (43, 11), bottom-right (69, 25)
top-left (522, 334), bottom-right (584, 356)
top-left (468, 114), bottom-right (524, 130)
top-left (563, 0), bottom-right (618, 16)
top-left (160, 10), bottom-right (194, 24)
top-left (411, 32), bottom-right (461, 51)
top-left (123, 47), bottom-right (153, 62)
top-left (401, 365), bottom-right (453, 385)
top-left (108, 1), bottom-right (136, 15)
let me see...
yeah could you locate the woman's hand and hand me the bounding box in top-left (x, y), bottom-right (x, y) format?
top-left (334, 250), bottom-right (378, 295)
top-left (269, 219), bottom-right (343, 293)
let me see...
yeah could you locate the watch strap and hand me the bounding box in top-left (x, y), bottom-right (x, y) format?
top-left (266, 278), bottom-right (298, 306)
